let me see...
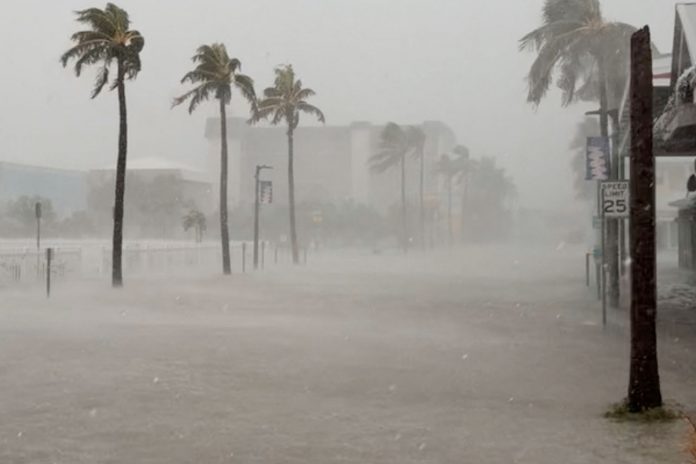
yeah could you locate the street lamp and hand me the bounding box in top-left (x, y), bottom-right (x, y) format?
top-left (254, 165), bottom-right (273, 270)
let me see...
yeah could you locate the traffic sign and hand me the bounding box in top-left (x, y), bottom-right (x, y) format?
top-left (601, 181), bottom-right (629, 218)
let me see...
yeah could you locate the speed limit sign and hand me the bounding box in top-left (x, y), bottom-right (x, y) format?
top-left (601, 181), bottom-right (629, 218)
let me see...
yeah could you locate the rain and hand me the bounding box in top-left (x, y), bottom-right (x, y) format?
top-left (0, 1), bottom-right (695, 463)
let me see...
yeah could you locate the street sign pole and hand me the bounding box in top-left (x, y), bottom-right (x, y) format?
top-left (253, 165), bottom-right (272, 270)
top-left (601, 204), bottom-right (607, 327)
top-left (599, 180), bottom-right (630, 326)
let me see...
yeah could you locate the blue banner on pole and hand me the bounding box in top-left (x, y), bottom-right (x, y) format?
top-left (586, 136), bottom-right (610, 180)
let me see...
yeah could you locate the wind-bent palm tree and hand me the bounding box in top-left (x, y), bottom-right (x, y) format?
top-left (407, 127), bottom-right (427, 249)
top-left (173, 44), bottom-right (256, 275)
top-left (61, 3), bottom-right (144, 288)
top-left (435, 145), bottom-right (468, 246)
top-left (370, 123), bottom-right (411, 253)
top-left (251, 65), bottom-right (325, 265)
top-left (520, 0), bottom-right (635, 310)
top-left (520, 0), bottom-right (635, 112)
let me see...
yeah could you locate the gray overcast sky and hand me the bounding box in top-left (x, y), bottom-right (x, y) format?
top-left (0, 1), bottom-right (683, 210)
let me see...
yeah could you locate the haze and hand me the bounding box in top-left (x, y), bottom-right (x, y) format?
top-left (0, 0), bottom-right (681, 210)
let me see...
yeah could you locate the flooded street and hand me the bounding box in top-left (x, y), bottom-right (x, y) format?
top-left (1, 245), bottom-right (693, 463)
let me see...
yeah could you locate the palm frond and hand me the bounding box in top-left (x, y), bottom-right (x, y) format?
top-left (296, 102), bottom-right (325, 123)
top-left (92, 63), bottom-right (110, 98)
top-left (234, 73), bottom-right (256, 105)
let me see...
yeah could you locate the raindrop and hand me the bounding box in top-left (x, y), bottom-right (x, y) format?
top-left (153, 377), bottom-right (160, 384)
top-left (418, 443), bottom-right (427, 451)
top-left (461, 354), bottom-right (469, 360)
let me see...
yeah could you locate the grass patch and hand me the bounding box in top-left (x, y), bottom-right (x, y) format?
top-left (604, 399), bottom-right (682, 423)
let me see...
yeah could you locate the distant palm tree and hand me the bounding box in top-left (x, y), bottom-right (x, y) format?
top-left (182, 209), bottom-right (207, 243)
top-left (370, 123), bottom-right (411, 252)
top-left (435, 145), bottom-right (468, 246)
top-left (173, 44), bottom-right (256, 275)
top-left (407, 127), bottom-right (427, 249)
top-left (61, 3), bottom-right (144, 288)
top-left (252, 65), bottom-right (325, 265)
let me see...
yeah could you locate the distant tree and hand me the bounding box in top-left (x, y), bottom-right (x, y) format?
top-left (369, 123), bottom-right (411, 252)
top-left (173, 44), bottom-right (256, 274)
top-left (61, 3), bottom-right (144, 287)
top-left (6, 196), bottom-right (56, 234)
top-left (251, 65), bottom-right (325, 265)
top-left (127, 174), bottom-right (187, 238)
top-left (465, 157), bottom-right (517, 241)
top-left (407, 126), bottom-right (427, 248)
top-left (182, 209), bottom-right (207, 243)
top-left (58, 211), bottom-right (95, 238)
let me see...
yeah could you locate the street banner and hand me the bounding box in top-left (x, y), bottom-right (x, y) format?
top-left (260, 181), bottom-right (273, 204)
top-left (586, 136), bottom-right (610, 180)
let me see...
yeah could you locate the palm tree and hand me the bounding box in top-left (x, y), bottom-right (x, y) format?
top-left (519, 0), bottom-right (635, 112)
top-left (435, 145), bottom-right (468, 246)
top-left (520, 0), bottom-right (635, 310)
top-left (61, 3), bottom-right (144, 288)
top-left (251, 65), bottom-right (325, 265)
top-left (407, 127), bottom-right (427, 249)
top-left (182, 209), bottom-right (207, 243)
top-left (173, 44), bottom-right (256, 275)
top-left (370, 123), bottom-right (411, 252)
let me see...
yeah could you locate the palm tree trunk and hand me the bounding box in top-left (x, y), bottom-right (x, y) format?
top-left (288, 126), bottom-right (300, 264)
top-left (112, 58), bottom-right (127, 288)
top-left (598, 54), bottom-right (620, 308)
top-left (447, 175), bottom-right (453, 247)
top-left (461, 167), bottom-right (469, 243)
top-left (419, 151), bottom-right (425, 250)
top-left (219, 99), bottom-right (232, 275)
top-left (401, 157), bottom-right (408, 254)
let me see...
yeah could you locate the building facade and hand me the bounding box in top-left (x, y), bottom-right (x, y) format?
top-left (203, 118), bottom-right (457, 213)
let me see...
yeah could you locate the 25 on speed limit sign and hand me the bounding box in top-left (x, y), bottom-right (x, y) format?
top-left (601, 181), bottom-right (630, 218)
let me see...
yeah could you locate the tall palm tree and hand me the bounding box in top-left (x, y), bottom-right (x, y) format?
top-left (520, 0), bottom-right (635, 309)
top-left (370, 123), bottom-right (411, 252)
top-left (435, 145), bottom-right (468, 246)
top-left (173, 44), bottom-right (256, 275)
top-left (61, 3), bottom-right (144, 288)
top-left (251, 65), bottom-right (325, 265)
top-left (407, 127), bottom-right (427, 249)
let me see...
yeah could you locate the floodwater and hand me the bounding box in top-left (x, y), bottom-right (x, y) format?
top-left (0, 244), bottom-right (694, 463)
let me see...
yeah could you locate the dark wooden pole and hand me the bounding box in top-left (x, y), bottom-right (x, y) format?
top-left (628, 25), bottom-right (662, 412)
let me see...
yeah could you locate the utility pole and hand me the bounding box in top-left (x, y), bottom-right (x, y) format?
top-left (35, 202), bottom-right (42, 251)
top-left (628, 25), bottom-right (662, 412)
top-left (253, 165), bottom-right (273, 270)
